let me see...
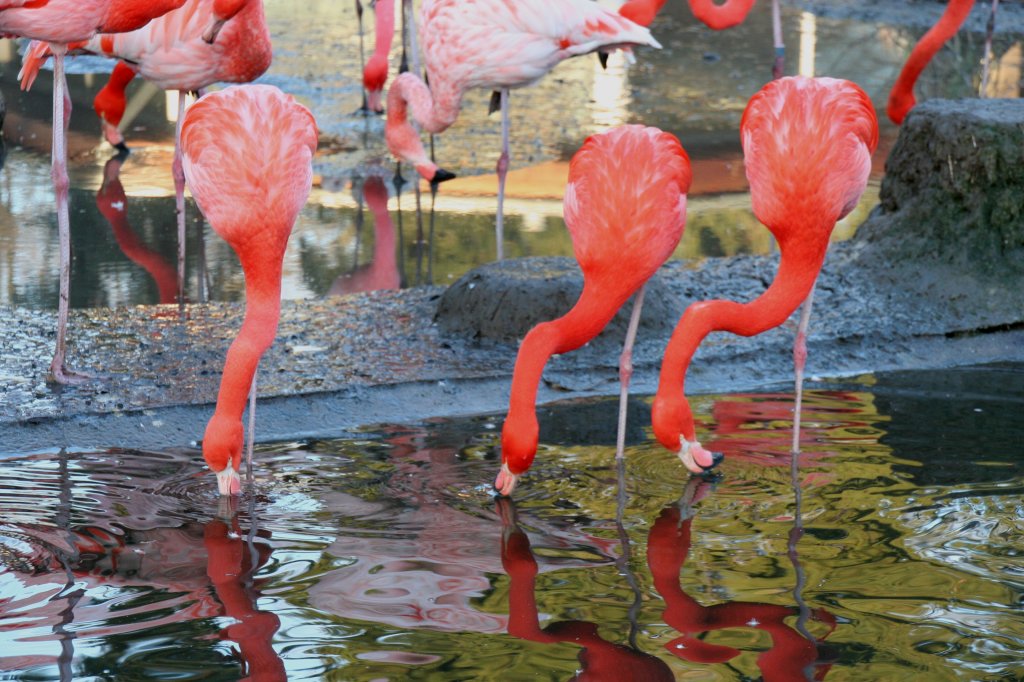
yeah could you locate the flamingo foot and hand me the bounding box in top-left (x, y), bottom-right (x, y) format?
top-left (494, 462), bottom-right (520, 498)
top-left (216, 466), bottom-right (242, 496)
top-left (678, 439), bottom-right (720, 474)
top-left (49, 365), bottom-right (95, 385)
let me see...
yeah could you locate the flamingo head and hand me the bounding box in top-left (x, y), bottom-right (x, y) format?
top-left (363, 55), bottom-right (388, 114)
top-left (495, 414), bottom-right (539, 497)
top-left (886, 89), bottom-right (915, 126)
top-left (204, 0), bottom-right (250, 43)
top-left (652, 392), bottom-right (719, 475)
top-left (203, 414), bottom-right (244, 496)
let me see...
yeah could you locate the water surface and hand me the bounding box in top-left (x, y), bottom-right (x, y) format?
top-left (1, 364), bottom-right (1021, 680)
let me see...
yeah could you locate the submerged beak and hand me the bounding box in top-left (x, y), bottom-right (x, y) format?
top-left (216, 466), bottom-right (242, 496)
top-left (494, 462), bottom-right (520, 498)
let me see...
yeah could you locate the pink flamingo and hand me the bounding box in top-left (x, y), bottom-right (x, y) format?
top-left (180, 84), bottom-right (317, 496)
top-left (652, 76), bottom-right (877, 474)
top-left (21, 0), bottom-right (272, 310)
top-left (886, 0), bottom-right (975, 124)
top-left (496, 125), bottom-right (691, 497)
top-left (361, 0), bottom-right (395, 114)
top-left (0, 0), bottom-right (189, 383)
top-left (384, 0), bottom-right (660, 260)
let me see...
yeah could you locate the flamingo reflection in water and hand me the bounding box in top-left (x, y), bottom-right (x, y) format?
top-left (307, 423), bottom-right (619, 635)
top-left (0, 452), bottom-right (283, 680)
top-left (498, 477), bottom-right (836, 679)
top-left (96, 152), bottom-right (179, 305)
top-left (328, 173), bottom-right (401, 297)
top-left (649, 478), bottom-right (837, 680)
top-left (498, 497), bottom-right (676, 681)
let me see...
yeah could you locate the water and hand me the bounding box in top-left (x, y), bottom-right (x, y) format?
top-left (0, 2), bottom-right (1019, 308)
top-left (1, 364), bottom-right (1021, 680)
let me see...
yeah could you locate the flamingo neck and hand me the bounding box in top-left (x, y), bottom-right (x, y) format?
top-left (688, 0), bottom-right (757, 30)
top-left (372, 0), bottom-right (395, 60)
top-left (618, 0), bottom-right (668, 27)
top-left (652, 240), bottom-right (826, 448)
top-left (210, 249), bottom-right (284, 425)
top-left (887, 0), bottom-right (975, 124)
top-left (386, 72), bottom-right (461, 179)
top-left (222, 0), bottom-right (272, 83)
top-left (501, 281), bottom-right (624, 475)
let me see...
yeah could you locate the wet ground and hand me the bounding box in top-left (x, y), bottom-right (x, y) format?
top-left (1, 367), bottom-right (1022, 680)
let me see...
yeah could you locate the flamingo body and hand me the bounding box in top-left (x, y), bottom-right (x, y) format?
top-left (385, 0), bottom-right (660, 181)
top-left (652, 76), bottom-right (877, 473)
top-left (180, 84), bottom-right (317, 496)
top-left (887, 0), bottom-right (975, 124)
top-left (0, 0), bottom-right (186, 42)
top-left (497, 124), bottom-right (691, 496)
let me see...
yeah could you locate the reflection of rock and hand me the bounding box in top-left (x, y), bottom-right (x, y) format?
top-left (435, 257), bottom-right (680, 345)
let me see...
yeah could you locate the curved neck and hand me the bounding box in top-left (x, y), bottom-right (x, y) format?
top-left (688, 0), bottom-right (757, 30)
top-left (502, 281), bottom-right (625, 468)
top-left (654, 244), bottom-right (825, 445)
top-left (93, 61), bottom-right (135, 126)
top-left (211, 249), bottom-right (284, 422)
top-left (618, 0), bottom-right (668, 27)
top-left (887, 0), bottom-right (974, 123)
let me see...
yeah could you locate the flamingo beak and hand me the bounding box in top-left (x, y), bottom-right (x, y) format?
top-left (216, 466), bottom-right (242, 496)
top-left (678, 440), bottom-right (719, 474)
top-left (494, 462), bottom-right (520, 497)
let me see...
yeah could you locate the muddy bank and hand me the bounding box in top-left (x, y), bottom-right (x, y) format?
top-left (1, 99), bottom-right (1022, 453)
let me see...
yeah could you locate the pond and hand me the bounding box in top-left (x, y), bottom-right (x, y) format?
top-left (0, 1), bottom-right (1019, 308)
top-left (1, 364), bottom-right (1022, 680)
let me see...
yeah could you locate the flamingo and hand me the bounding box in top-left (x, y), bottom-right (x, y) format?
top-left (0, 0), bottom-right (190, 382)
top-left (179, 84), bottom-right (317, 496)
top-left (20, 0), bottom-right (272, 310)
top-left (384, 0), bottom-right (660, 260)
top-left (361, 0), bottom-right (395, 114)
top-left (651, 76), bottom-right (877, 474)
top-left (495, 125), bottom-right (691, 497)
top-left (328, 175), bottom-right (401, 296)
top-left (887, 0), bottom-right (976, 124)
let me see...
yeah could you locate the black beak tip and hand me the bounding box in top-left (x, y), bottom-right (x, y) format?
top-left (431, 168), bottom-right (456, 185)
top-left (598, 51), bottom-right (609, 69)
top-left (697, 451), bottom-right (724, 479)
top-left (114, 141), bottom-right (130, 159)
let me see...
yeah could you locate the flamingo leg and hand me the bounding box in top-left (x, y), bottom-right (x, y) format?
top-left (981, 0), bottom-right (1000, 96)
top-left (771, 0), bottom-right (784, 79)
top-left (495, 87), bottom-right (510, 261)
top-left (405, 0), bottom-right (421, 77)
top-left (356, 0), bottom-right (369, 112)
top-left (49, 47), bottom-right (88, 385)
top-left (615, 284), bottom-right (646, 460)
top-left (173, 91), bottom-right (188, 316)
top-left (790, 281), bottom-right (816, 454)
top-left (246, 368), bottom-right (257, 489)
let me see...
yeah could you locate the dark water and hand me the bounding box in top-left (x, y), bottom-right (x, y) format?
top-left (1, 1), bottom-right (1018, 308)
top-left (1, 364), bottom-right (1021, 680)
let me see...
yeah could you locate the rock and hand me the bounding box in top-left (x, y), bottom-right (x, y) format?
top-left (858, 99), bottom-right (1024, 273)
top-left (434, 256), bottom-right (682, 346)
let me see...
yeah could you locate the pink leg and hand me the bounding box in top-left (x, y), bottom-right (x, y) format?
top-left (356, 0), bottom-right (369, 112)
top-left (246, 368), bottom-right (257, 489)
top-left (495, 88), bottom-right (510, 261)
top-left (790, 282), bottom-right (816, 455)
top-left (771, 0), bottom-right (784, 80)
top-left (615, 285), bottom-right (646, 460)
top-left (981, 0), bottom-right (1000, 95)
top-left (49, 47), bottom-right (88, 385)
top-left (173, 91), bottom-right (187, 316)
